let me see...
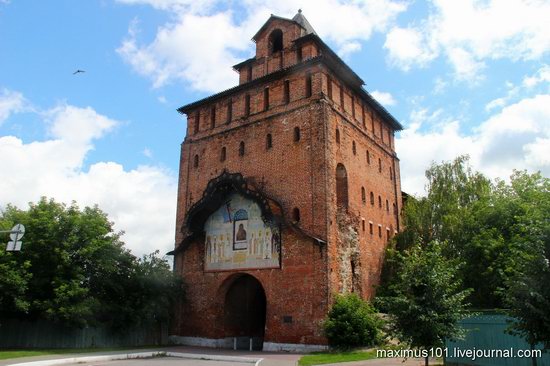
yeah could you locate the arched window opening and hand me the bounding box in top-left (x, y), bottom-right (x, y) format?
top-left (393, 203), bottom-right (397, 215)
top-left (292, 207), bottom-right (301, 223)
top-left (378, 158), bottom-right (382, 173)
top-left (386, 199), bottom-right (389, 212)
top-left (305, 74), bottom-right (312, 98)
top-left (227, 99), bottom-right (232, 123)
top-left (361, 187), bottom-right (366, 203)
top-left (245, 94), bottom-right (250, 116)
top-left (284, 80), bottom-right (290, 104)
top-left (352, 141), bottom-right (357, 155)
top-left (362, 219), bottom-right (366, 232)
top-left (268, 29), bottom-right (283, 54)
top-left (266, 134), bottom-right (273, 150)
top-left (194, 112), bottom-right (200, 134)
top-left (294, 127), bottom-right (301, 142)
top-left (336, 163), bottom-right (349, 210)
top-left (378, 195), bottom-right (382, 208)
top-left (264, 87), bottom-right (269, 110)
top-left (210, 106), bottom-right (216, 129)
top-left (370, 192), bottom-right (374, 205)
top-left (220, 147), bottom-right (226, 162)
top-left (327, 75), bottom-right (333, 99)
top-left (239, 141), bottom-right (245, 156)
top-left (366, 150), bottom-right (371, 164)
top-left (336, 128), bottom-right (340, 144)
top-left (193, 154), bottom-right (199, 168)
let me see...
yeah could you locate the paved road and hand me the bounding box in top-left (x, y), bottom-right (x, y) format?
top-left (60, 357), bottom-right (253, 366)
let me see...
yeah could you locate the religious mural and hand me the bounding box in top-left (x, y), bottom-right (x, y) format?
top-left (204, 193), bottom-right (281, 271)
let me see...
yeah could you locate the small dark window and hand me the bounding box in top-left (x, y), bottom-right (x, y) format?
top-left (362, 219), bottom-right (366, 232)
top-left (327, 75), bottom-right (332, 99)
top-left (378, 195), bottom-right (382, 208)
top-left (210, 106), bottom-right (216, 129)
top-left (370, 192), bottom-right (374, 205)
top-left (351, 96), bottom-right (355, 118)
top-left (352, 141), bottom-right (357, 155)
top-left (336, 128), bottom-right (340, 144)
top-left (366, 150), bottom-right (370, 164)
top-left (361, 187), bottom-right (366, 203)
top-left (361, 104), bottom-right (366, 128)
top-left (305, 74), bottom-right (312, 98)
top-left (297, 46), bottom-right (302, 62)
top-left (245, 94), bottom-right (250, 116)
top-left (294, 126), bottom-right (301, 142)
top-left (266, 133), bottom-right (273, 150)
top-left (378, 158), bottom-right (382, 173)
top-left (340, 87), bottom-right (344, 107)
top-left (369, 222), bottom-right (373, 235)
top-left (387, 228), bottom-right (391, 241)
top-left (220, 147), bottom-right (226, 162)
top-left (264, 87), bottom-right (269, 110)
top-left (284, 80), bottom-right (290, 104)
top-left (227, 99), bottom-right (232, 123)
top-left (194, 112), bottom-right (200, 134)
top-left (239, 141), bottom-right (245, 156)
top-left (269, 29), bottom-right (283, 54)
top-left (292, 207), bottom-right (301, 222)
top-left (193, 154), bottom-right (199, 168)
top-left (393, 203), bottom-right (397, 214)
top-left (386, 199), bottom-right (389, 212)
top-left (378, 225), bottom-right (382, 238)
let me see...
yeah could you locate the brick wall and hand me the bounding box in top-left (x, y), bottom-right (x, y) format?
top-left (173, 15), bottom-right (402, 346)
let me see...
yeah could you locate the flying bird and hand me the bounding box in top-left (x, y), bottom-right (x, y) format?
top-left (73, 69), bottom-right (85, 75)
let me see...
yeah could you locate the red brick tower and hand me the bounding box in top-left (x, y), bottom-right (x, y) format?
top-left (171, 10), bottom-right (403, 351)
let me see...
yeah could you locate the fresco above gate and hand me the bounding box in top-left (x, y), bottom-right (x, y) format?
top-left (204, 193), bottom-right (281, 271)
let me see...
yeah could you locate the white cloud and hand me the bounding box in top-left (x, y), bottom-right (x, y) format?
top-left (523, 64), bottom-right (550, 88)
top-left (384, 27), bottom-right (436, 70)
top-left (397, 94), bottom-right (550, 195)
top-left (143, 147), bottom-right (153, 158)
top-left (0, 88), bottom-right (26, 125)
top-left (117, 0), bottom-right (408, 92)
top-left (0, 96), bottom-right (177, 258)
top-left (370, 90), bottom-right (396, 106)
top-left (338, 41), bottom-right (361, 59)
top-left (485, 97), bottom-right (506, 112)
top-left (384, 0), bottom-right (550, 82)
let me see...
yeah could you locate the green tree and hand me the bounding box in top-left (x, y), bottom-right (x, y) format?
top-left (379, 242), bottom-right (471, 366)
top-left (503, 172), bottom-right (550, 364)
top-left (0, 197), bottom-right (183, 329)
top-left (323, 293), bottom-right (383, 349)
top-left (382, 156), bottom-right (528, 309)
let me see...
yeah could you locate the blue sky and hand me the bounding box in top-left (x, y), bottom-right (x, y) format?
top-left (1, 0), bottom-right (549, 256)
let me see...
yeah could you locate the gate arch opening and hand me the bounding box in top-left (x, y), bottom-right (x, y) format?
top-left (223, 274), bottom-right (266, 350)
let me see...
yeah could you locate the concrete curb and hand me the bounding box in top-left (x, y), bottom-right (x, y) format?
top-left (6, 351), bottom-right (263, 366)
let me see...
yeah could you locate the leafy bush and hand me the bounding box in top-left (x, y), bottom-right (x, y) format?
top-left (323, 293), bottom-right (383, 349)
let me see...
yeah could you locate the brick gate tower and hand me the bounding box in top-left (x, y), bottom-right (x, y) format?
top-left (171, 10), bottom-right (403, 351)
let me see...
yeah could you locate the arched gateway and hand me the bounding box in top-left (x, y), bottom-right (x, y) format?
top-left (223, 274), bottom-right (266, 350)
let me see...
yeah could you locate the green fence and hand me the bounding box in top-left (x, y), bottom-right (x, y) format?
top-left (0, 318), bottom-right (168, 349)
top-left (446, 314), bottom-right (549, 366)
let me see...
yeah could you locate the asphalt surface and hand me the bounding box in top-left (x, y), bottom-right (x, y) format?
top-left (60, 357), bottom-right (253, 366)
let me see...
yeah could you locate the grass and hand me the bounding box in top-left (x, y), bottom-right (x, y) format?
top-left (0, 346), bottom-right (167, 360)
top-left (298, 349), bottom-right (379, 366)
